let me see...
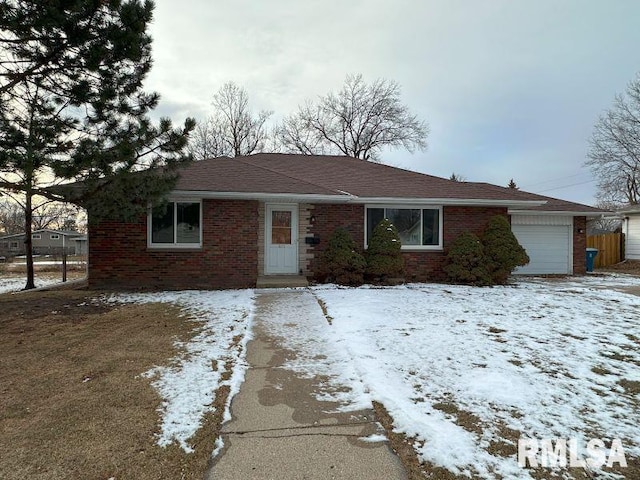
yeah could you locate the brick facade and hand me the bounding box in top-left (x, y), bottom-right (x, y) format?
top-left (88, 200), bottom-right (586, 290)
top-left (573, 216), bottom-right (587, 275)
top-left (88, 199), bottom-right (259, 290)
top-left (306, 203), bottom-right (365, 278)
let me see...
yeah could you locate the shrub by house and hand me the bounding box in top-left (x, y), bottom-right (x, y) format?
top-left (365, 219), bottom-right (405, 283)
top-left (483, 215), bottom-right (529, 284)
top-left (443, 232), bottom-right (491, 286)
top-left (319, 228), bottom-right (366, 286)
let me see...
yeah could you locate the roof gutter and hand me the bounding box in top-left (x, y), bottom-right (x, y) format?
top-left (354, 197), bottom-right (545, 207)
top-left (172, 190), bottom-right (545, 208)
top-left (171, 190), bottom-right (353, 203)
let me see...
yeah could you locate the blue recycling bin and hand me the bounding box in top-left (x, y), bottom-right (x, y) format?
top-left (586, 248), bottom-right (598, 272)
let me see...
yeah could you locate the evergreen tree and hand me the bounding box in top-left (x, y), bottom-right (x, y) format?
top-left (482, 215), bottom-right (529, 284)
top-left (0, 0), bottom-right (194, 289)
top-left (365, 219), bottom-right (405, 282)
top-left (319, 228), bottom-right (366, 286)
top-left (443, 232), bottom-right (491, 286)
top-left (508, 178), bottom-right (518, 189)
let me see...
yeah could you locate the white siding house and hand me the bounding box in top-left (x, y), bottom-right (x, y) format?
top-left (620, 207), bottom-right (640, 260)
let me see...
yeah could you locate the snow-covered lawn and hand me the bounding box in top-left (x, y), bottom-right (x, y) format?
top-left (280, 275), bottom-right (640, 479)
top-left (110, 290), bottom-right (255, 453)
top-left (0, 275), bottom-right (63, 294)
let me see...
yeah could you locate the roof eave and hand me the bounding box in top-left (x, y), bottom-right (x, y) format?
top-left (616, 207), bottom-right (640, 215)
top-left (172, 190), bottom-right (546, 207)
top-left (509, 209), bottom-right (607, 217)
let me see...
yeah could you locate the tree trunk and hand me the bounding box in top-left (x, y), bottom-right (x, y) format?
top-left (24, 193), bottom-right (35, 290)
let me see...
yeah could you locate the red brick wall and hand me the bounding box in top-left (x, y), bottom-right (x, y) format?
top-left (307, 204), bottom-right (508, 283)
top-left (89, 200), bottom-right (526, 289)
top-left (307, 203), bottom-right (365, 277)
top-left (573, 216), bottom-right (587, 274)
top-left (88, 199), bottom-right (259, 290)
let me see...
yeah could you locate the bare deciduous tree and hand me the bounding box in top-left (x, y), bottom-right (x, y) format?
top-left (586, 73), bottom-right (640, 205)
top-left (188, 118), bottom-right (227, 160)
top-left (190, 82), bottom-right (273, 159)
top-left (587, 200), bottom-right (622, 233)
top-left (0, 199), bottom-right (23, 235)
top-left (32, 202), bottom-right (81, 231)
top-left (449, 173), bottom-right (465, 182)
top-left (0, 196), bottom-right (83, 235)
top-left (278, 74), bottom-right (429, 161)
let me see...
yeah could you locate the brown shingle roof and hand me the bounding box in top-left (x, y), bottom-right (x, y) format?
top-left (467, 182), bottom-right (606, 214)
top-left (174, 153), bottom-right (598, 212)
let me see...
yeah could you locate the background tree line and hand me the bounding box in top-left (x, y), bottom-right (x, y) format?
top-left (188, 74), bottom-right (430, 162)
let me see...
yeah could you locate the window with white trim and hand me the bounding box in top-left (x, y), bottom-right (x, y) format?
top-left (366, 206), bottom-right (442, 249)
top-left (32, 233), bottom-right (41, 240)
top-left (9, 241), bottom-right (19, 250)
top-left (149, 201), bottom-right (202, 248)
top-left (50, 234), bottom-right (59, 240)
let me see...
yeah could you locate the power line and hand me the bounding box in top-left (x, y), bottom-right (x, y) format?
top-left (534, 179), bottom-right (596, 193)
top-left (521, 172), bottom-right (592, 189)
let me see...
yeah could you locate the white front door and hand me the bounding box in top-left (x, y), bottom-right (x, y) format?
top-left (265, 204), bottom-right (298, 274)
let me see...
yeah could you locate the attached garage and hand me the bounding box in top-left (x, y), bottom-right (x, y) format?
top-left (511, 215), bottom-right (573, 275)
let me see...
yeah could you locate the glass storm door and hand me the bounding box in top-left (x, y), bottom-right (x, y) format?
top-left (265, 204), bottom-right (298, 274)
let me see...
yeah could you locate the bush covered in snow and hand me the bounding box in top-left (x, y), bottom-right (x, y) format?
top-left (443, 232), bottom-right (492, 286)
top-left (365, 219), bottom-right (405, 283)
top-left (482, 215), bottom-right (529, 284)
top-left (445, 215), bottom-right (529, 286)
top-left (319, 228), bottom-right (366, 286)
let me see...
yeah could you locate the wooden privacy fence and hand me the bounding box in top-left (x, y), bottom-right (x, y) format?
top-left (586, 233), bottom-right (622, 268)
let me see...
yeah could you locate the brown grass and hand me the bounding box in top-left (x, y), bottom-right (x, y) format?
top-left (0, 290), bottom-right (222, 480)
top-left (598, 260), bottom-right (640, 275)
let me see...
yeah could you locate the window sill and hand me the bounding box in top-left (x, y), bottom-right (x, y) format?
top-left (365, 246), bottom-right (443, 252)
top-left (400, 247), bottom-right (444, 252)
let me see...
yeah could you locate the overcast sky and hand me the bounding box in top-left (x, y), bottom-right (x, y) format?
top-left (144, 0), bottom-right (640, 206)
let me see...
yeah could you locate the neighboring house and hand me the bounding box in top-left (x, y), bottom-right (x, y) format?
top-left (74, 236), bottom-right (89, 255)
top-left (618, 206), bottom-right (640, 260)
top-left (87, 154), bottom-right (605, 289)
top-left (0, 229), bottom-right (85, 257)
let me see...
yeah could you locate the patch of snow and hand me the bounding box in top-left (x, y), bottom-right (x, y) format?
top-left (359, 434), bottom-right (388, 443)
top-left (0, 275), bottom-right (62, 294)
top-left (110, 290), bottom-right (255, 453)
top-left (211, 436), bottom-right (225, 459)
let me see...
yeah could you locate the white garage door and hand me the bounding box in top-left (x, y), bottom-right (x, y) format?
top-left (511, 222), bottom-right (572, 275)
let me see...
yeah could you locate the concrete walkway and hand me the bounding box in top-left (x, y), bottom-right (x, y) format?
top-left (205, 290), bottom-right (407, 480)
